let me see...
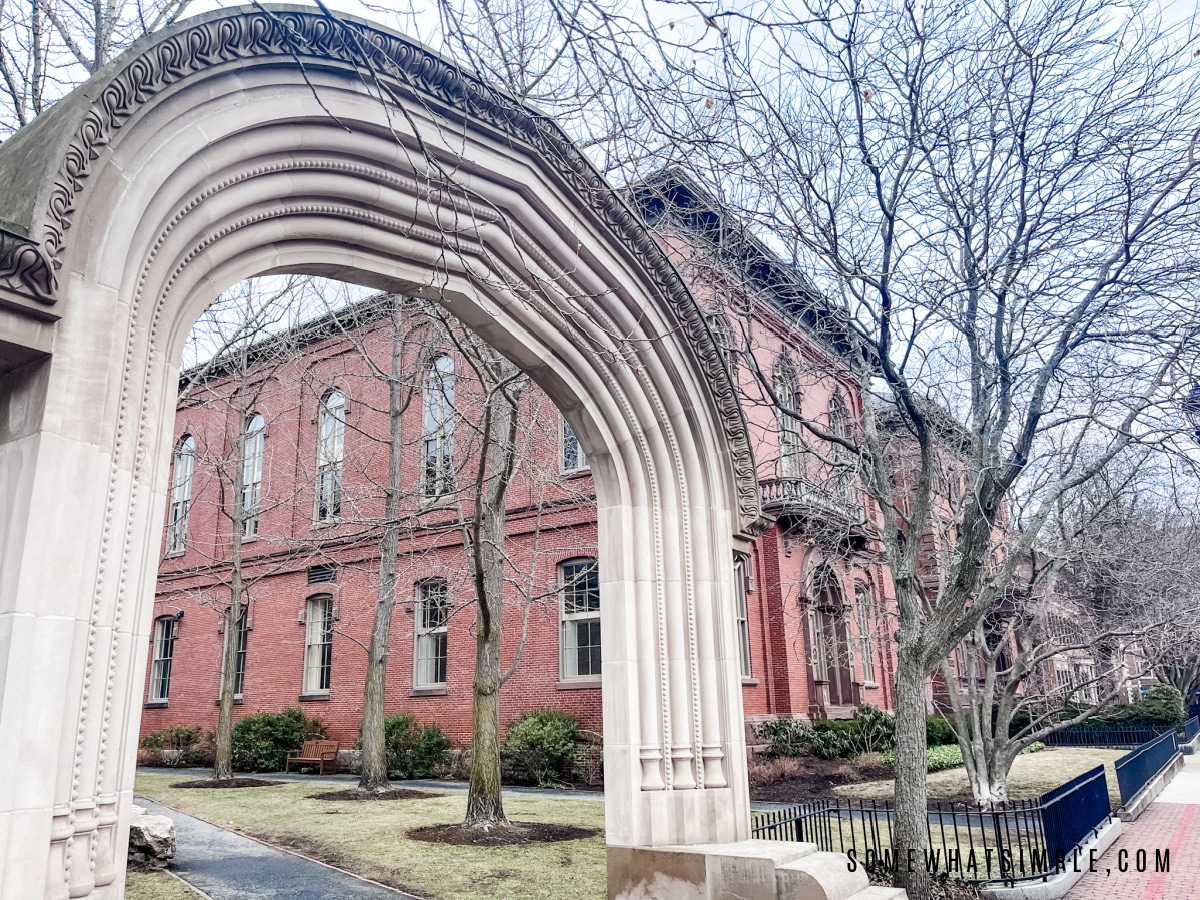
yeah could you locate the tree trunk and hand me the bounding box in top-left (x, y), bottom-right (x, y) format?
top-left (464, 381), bottom-right (520, 828)
top-left (892, 645), bottom-right (932, 899)
top-left (465, 606), bottom-right (505, 826)
top-left (359, 302), bottom-right (405, 791)
top-left (214, 395), bottom-right (250, 781)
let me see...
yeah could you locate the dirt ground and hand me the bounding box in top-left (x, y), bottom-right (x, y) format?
top-left (749, 755), bottom-right (895, 803)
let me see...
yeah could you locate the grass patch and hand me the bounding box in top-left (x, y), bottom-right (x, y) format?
top-left (833, 747), bottom-right (1125, 808)
top-left (135, 773), bottom-right (606, 900)
top-left (125, 867), bottom-right (204, 900)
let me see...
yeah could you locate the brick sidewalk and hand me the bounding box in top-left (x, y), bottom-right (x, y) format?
top-left (1067, 756), bottom-right (1200, 900)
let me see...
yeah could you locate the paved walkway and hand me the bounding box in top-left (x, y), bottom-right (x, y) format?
top-left (1066, 754), bottom-right (1200, 900)
top-left (138, 797), bottom-right (418, 899)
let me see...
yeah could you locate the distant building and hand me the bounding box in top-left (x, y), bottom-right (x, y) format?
top-left (139, 174), bottom-right (908, 750)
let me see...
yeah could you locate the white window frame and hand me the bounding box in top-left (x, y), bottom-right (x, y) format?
top-left (166, 436), bottom-right (195, 554)
top-left (149, 616), bottom-right (177, 702)
top-left (734, 556), bottom-right (752, 679)
top-left (560, 416), bottom-right (588, 473)
top-left (414, 579), bottom-right (449, 688)
top-left (303, 594), bottom-right (333, 695)
top-left (422, 356), bottom-right (455, 498)
top-left (241, 414), bottom-right (265, 538)
top-left (559, 559), bottom-right (601, 681)
top-left (316, 391), bottom-right (345, 522)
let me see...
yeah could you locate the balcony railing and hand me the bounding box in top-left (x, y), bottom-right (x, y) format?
top-left (759, 476), bottom-right (865, 528)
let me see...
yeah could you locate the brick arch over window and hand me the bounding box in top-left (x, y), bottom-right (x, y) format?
top-left (0, 8), bottom-right (773, 897)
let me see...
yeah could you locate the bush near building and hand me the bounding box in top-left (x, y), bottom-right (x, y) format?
top-left (502, 709), bottom-right (582, 787)
top-left (232, 709), bottom-right (327, 772)
top-left (382, 714), bottom-right (451, 779)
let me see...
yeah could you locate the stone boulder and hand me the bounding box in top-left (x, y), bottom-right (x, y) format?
top-left (127, 810), bottom-right (176, 868)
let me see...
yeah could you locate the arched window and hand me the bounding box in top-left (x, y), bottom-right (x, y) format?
top-left (422, 356), bottom-right (455, 497)
top-left (560, 559), bottom-right (601, 680)
top-left (561, 416), bottom-right (588, 473)
top-left (166, 435), bottom-right (195, 553)
top-left (734, 556), bottom-right (752, 679)
top-left (774, 356), bottom-right (802, 478)
top-left (241, 413), bottom-right (265, 537)
top-left (149, 616), bottom-right (178, 702)
top-left (316, 391), bottom-right (345, 521)
top-left (828, 392), bottom-right (854, 501)
top-left (854, 580), bottom-right (876, 684)
top-left (303, 594), bottom-right (334, 695)
top-left (414, 579), bottom-right (449, 688)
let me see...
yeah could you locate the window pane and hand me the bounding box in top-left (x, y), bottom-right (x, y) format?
top-left (562, 419), bottom-right (587, 471)
top-left (151, 618), bottom-right (175, 701)
top-left (304, 597), bottom-right (332, 693)
top-left (416, 580), bottom-right (449, 687)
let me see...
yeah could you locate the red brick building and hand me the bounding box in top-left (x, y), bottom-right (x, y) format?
top-left (139, 177), bottom-right (902, 750)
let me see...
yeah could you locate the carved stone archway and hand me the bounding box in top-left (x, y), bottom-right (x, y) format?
top-left (0, 8), bottom-right (879, 899)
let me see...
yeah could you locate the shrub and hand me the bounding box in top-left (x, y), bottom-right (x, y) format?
top-left (809, 728), bottom-right (854, 760)
top-left (382, 714), bottom-right (451, 779)
top-left (141, 725), bottom-right (203, 751)
top-left (502, 709), bottom-right (580, 786)
top-left (852, 704), bottom-right (896, 754)
top-left (927, 714), bottom-right (957, 746)
top-left (885, 740), bottom-right (1045, 772)
top-left (231, 709), bottom-right (327, 773)
top-left (1102, 685), bottom-right (1185, 727)
top-left (141, 726), bottom-right (207, 766)
top-left (755, 718), bottom-right (813, 757)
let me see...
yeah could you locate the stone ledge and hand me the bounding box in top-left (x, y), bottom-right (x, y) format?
top-left (1118, 752), bottom-right (1184, 821)
top-left (609, 839), bottom-right (901, 900)
top-left (981, 817), bottom-right (1122, 900)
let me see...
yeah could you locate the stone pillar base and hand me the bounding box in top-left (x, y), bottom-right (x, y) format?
top-left (608, 840), bottom-right (907, 900)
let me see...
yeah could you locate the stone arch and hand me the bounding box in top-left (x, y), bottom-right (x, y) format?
top-left (0, 7), bottom-right (799, 900)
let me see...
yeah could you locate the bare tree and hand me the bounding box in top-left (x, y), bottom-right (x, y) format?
top-left (443, 0), bottom-right (1200, 892)
top-left (169, 277), bottom-right (316, 781)
top-left (0, 0), bottom-right (196, 135)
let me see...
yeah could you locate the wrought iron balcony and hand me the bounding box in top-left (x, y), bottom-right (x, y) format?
top-left (759, 476), bottom-right (868, 531)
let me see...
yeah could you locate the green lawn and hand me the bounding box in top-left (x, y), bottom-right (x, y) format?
top-left (833, 747), bottom-right (1125, 809)
top-left (125, 867), bottom-right (203, 900)
top-left (134, 774), bottom-right (606, 900)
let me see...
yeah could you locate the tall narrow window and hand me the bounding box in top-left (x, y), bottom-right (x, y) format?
top-left (560, 559), bottom-right (601, 680)
top-left (316, 391), bottom-right (345, 521)
top-left (774, 357), bottom-right (801, 478)
top-left (734, 557), bottom-right (752, 679)
top-left (561, 417), bottom-right (588, 473)
top-left (829, 392), bottom-right (854, 500)
top-left (166, 436), bottom-right (195, 553)
top-left (705, 312), bottom-right (735, 372)
top-left (149, 616), bottom-right (177, 702)
top-left (855, 581), bottom-right (875, 683)
top-left (415, 579), bottom-right (449, 687)
top-left (222, 608), bottom-right (248, 698)
top-left (422, 356), bottom-right (455, 498)
top-left (303, 595), bottom-right (333, 694)
top-left (241, 413), bottom-right (265, 537)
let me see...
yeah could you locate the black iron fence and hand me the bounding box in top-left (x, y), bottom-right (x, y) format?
top-left (1043, 723), bottom-right (1171, 748)
top-left (752, 766), bottom-right (1112, 885)
top-left (1114, 730), bottom-right (1179, 806)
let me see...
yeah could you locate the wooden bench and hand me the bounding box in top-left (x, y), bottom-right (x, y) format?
top-left (285, 739), bottom-right (339, 775)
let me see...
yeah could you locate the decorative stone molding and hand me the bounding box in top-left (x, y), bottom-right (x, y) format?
top-left (0, 4), bottom-right (763, 533)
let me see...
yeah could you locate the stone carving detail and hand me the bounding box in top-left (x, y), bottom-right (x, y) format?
top-left (0, 230), bottom-right (56, 302)
top-left (3, 7), bottom-right (762, 531)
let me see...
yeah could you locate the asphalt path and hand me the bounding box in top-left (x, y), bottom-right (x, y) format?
top-left (137, 797), bottom-right (419, 900)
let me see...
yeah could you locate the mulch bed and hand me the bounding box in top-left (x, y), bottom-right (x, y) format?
top-left (750, 757), bottom-right (894, 803)
top-left (407, 822), bottom-right (599, 846)
top-left (171, 778), bottom-right (284, 789)
top-left (307, 788), bottom-right (437, 802)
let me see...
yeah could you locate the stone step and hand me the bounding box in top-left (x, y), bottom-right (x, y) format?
top-left (846, 886), bottom-right (907, 900)
top-left (777, 850), bottom-right (869, 900)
